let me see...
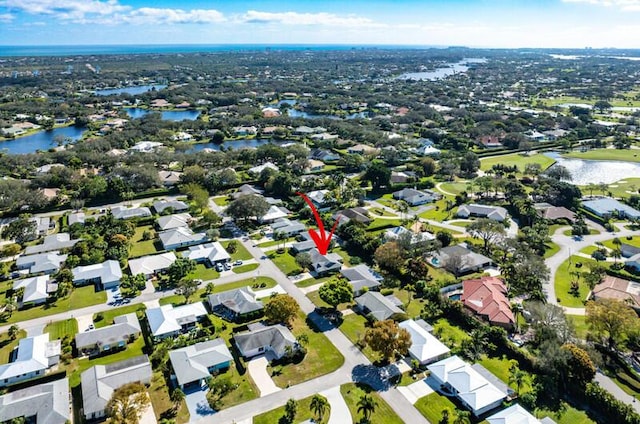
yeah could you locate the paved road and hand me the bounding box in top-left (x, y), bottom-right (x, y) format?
top-left (595, 371), bottom-right (640, 413)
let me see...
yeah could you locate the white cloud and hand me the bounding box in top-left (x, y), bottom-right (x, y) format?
top-left (239, 10), bottom-right (384, 28)
top-left (122, 8), bottom-right (225, 25)
top-left (563, 0), bottom-right (640, 11)
top-left (0, 0), bottom-right (130, 19)
top-left (0, 13), bottom-right (14, 22)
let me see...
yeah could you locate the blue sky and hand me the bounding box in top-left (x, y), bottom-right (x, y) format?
top-left (1, 0), bottom-right (640, 48)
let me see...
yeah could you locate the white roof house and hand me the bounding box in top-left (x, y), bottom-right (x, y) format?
top-left (427, 355), bottom-right (507, 416)
top-left (169, 338), bottom-right (233, 388)
top-left (486, 404), bottom-right (544, 424)
top-left (128, 252), bottom-right (177, 277)
top-left (259, 205), bottom-right (289, 223)
top-left (72, 260), bottom-right (122, 290)
top-left (158, 227), bottom-right (208, 250)
top-left (153, 200), bottom-right (189, 214)
top-left (0, 334), bottom-right (61, 387)
top-left (457, 204), bottom-right (508, 222)
top-left (182, 242), bottom-right (230, 264)
top-left (248, 162), bottom-right (279, 175)
top-left (399, 319), bottom-right (450, 365)
top-left (0, 378), bottom-right (70, 424)
top-left (24, 232), bottom-right (80, 255)
top-left (146, 303), bottom-right (208, 339)
top-left (13, 275), bottom-right (50, 305)
top-left (15, 252), bottom-right (67, 275)
top-left (156, 213), bottom-right (192, 230)
top-left (129, 141), bottom-right (163, 153)
top-left (111, 206), bottom-right (152, 220)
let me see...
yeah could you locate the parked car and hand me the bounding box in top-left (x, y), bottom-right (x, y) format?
top-left (233, 260), bottom-right (243, 266)
top-left (223, 262), bottom-right (231, 271)
top-left (215, 263), bottom-right (224, 272)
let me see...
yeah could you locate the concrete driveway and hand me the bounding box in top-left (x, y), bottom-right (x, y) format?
top-left (76, 314), bottom-right (92, 332)
top-left (184, 384), bottom-right (215, 422)
top-left (247, 356), bottom-right (281, 396)
top-left (320, 386), bottom-right (352, 424)
top-left (106, 287), bottom-right (121, 304)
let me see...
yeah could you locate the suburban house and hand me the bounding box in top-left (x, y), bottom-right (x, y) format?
top-left (290, 231), bottom-right (333, 254)
top-left (182, 242), bottom-right (230, 266)
top-left (159, 227), bottom-right (208, 250)
top-left (399, 319), bottom-right (450, 365)
top-left (432, 244), bottom-right (494, 276)
top-left (428, 355), bottom-right (507, 416)
top-left (461, 276), bottom-right (515, 329)
top-left (457, 204), bottom-right (508, 222)
top-left (13, 275), bottom-right (53, 306)
top-left (306, 189), bottom-right (331, 210)
top-left (72, 260), bottom-right (122, 290)
top-left (341, 264), bottom-right (382, 295)
top-left (333, 207), bottom-right (371, 226)
top-left (260, 205), bottom-right (290, 223)
top-left (68, 212), bottom-right (86, 226)
top-left (347, 143), bottom-right (378, 155)
top-left (486, 404), bottom-right (549, 424)
top-left (207, 287), bottom-right (264, 321)
top-left (591, 275), bottom-right (640, 309)
top-left (307, 159), bottom-right (325, 171)
top-left (0, 378), bottom-right (70, 424)
top-left (583, 197), bottom-right (640, 220)
top-left (80, 355), bottom-right (152, 421)
top-left (153, 199), bottom-right (189, 214)
top-left (30, 216), bottom-right (53, 236)
top-left (271, 218), bottom-right (306, 237)
top-left (75, 313), bottom-right (142, 356)
top-left (234, 324), bottom-right (298, 360)
top-left (157, 213), bottom-right (192, 231)
top-left (146, 303), bottom-right (208, 340)
top-left (24, 232), bottom-right (80, 255)
top-left (0, 334), bottom-right (61, 387)
top-left (414, 139), bottom-right (442, 156)
top-left (169, 339), bottom-right (233, 389)
top-left (534, 203), bottom-right (576, 222)
top-left (383, 226), bottom-right (435, 245)
top-left (232, 184), bottom-right (264, 200)
top-left (110, 206), bottom-right (152, 220)
top-left (309, 248), bottom-right (343, 276)
top-left (355, 291), bottom-right (404, 321)
top-left (478, 135), bottom-right (503, 148)
top-left (393, 188), bottom-right (441, 206)
top-left (158, 170), bottom-right (183, 187)
top-left (15, 251), bottom-right (67, 275)
top-left (248, 162), bottom-right (279, 176)
top-left (310, 148), bottom-right (340, 162)
top-left (128, 252), bottom-right (177, 277)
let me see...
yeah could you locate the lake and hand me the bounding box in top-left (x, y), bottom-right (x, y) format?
top-left (396, 58), bottom-right (487, 81)
top-left (545, 152), bottom-right (640, 185)
top-left (95, 84), bottom-right (167, 96)
top-left (188, 139), bottom-right (294, 152)
top-left (125, 108), bottom-right (201, 121)
top-left (0, 126), bottom-right (87, 155)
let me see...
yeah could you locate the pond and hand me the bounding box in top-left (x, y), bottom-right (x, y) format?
top-left (545, 151), bottom-right (640, 185)
top-left (0, 126), bottom-right (87, 155)
top-left (125, 108), bottom-right (201, 121)
top-left (188, 139), bottom-right (295, 152)
top-left (396, 58), bottom-right (487, 81)
top-left (95, 84), bottom-right (167, 96)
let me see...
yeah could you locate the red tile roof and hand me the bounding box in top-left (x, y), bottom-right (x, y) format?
top-left (461, 276), bottom-right (515, 326)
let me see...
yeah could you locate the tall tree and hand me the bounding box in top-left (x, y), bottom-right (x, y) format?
top-left (319, 278), bottom-right (354, 309)
top-left (264, 294), bottom-right (300, 327)
top-left (363, 161), bottom-right (391, 190)
top-left (586, 298), bottom-right (639, 350)
top-left (363, 319), bottom-right (412, 363)
top-left (310, 394), bottom-right (329, 423)
top-left (467, 218), bottom-right (506, 252)
top-left (357, 394), bottom-right (378, 422)
top-left (226, 194), bottom-right (270, 222)
top-left (106, 382), bottom-right (150, 424)
top-left (175, 278), bottom-right (199, 303)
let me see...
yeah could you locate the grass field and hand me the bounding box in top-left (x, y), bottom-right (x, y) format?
top-left (587, 177), bottom-right (640, 198)
top-left (0, 329), bottom-right (26, 363)
top-left (555, 255), bottom-right (597, 307)
top-left (221, 240), bottom-right (253, 261)
top-left (149, 370), bottom-right (190, 423)
top-left (93, 304), bottom-right (145, 328)
top-left (432, 318), bottom-right (471, 350)
top-left (603, 235), bottom-right (640, 250)
top-left (233, 263), bottom-right (259, 274)
top-left (44, 318), bottom-right (78, 340)
top-left (480, 152), bottom-right (556, 173)
top-left (414, 392), bottom-right (458, 424)
top-left (340, 383), bottom-right (404, 424)
top-left (563, 148), bottom-right (640, 163)
top-left (269, 250), bottom-right (302, 275)
top-left (535, 404), bottom-right (595, 424)
top-left (130, 225), bottom-right (158, 257)
top-left (478, 355), bottom-right (533, 393)
top-left (212, 196), bottom-right (229, 207)
top-left (438, 181), bottom-right (469, 196)
top-left (544, 242), bottom-right (561, 258)
top-left (568, 314), bottom-right (589, 340)
top-left (253, 394), bottom-right (329, 424)
top-left (339, 312), bottom-right (377, 361)
top-left (187, 263), bottom-right (220, 281)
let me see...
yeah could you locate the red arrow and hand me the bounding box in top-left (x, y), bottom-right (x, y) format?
top-left (296, 192), bottom-right (340, 255)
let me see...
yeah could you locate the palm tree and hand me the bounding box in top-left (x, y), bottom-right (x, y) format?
top-left (598, 182), bottom-right (608, 196)
top-left (509, 364), bottom-right (527, 395)
top-left (8, 324), bottom-right (19, 340)
top-left (453, 409), bottom-right (472, 424)
top-left (612, 248), bottom-right (622, 264)
top-left (357, 394), bottom-right (377, 422)
top-left (310, 394), bottom-right (329, 422)
top-left (440, 408), bottom-right (451, 424)
top-left (586, 183), bottom-right (597, 197)
top-left (171, 388), bottom-right (185, 412)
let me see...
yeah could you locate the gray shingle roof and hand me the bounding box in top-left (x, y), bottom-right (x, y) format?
top-left (156, 213), bottom-right (192, 230)
top-left (72, 260), bottom-right (122, 285)
top-left (234, 324), bottom-right (296, 358)
top-left (355, 291), bottom-right (403, 321)
top-left (0, 378), bottom-right (70, 424)
top-left (75, 313), bottom-right (141, 349)
top-left (24, 232), bottom-right (80, 255)
top-left (169, 339), bottom-right (233, 386)
top-left (207, 287), bottom-right (264, 315)
top-left (153, 200), bottom-right (189, 214)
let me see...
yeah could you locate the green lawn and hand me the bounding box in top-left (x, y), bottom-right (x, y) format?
top-left (480, 152), bottom-right (556, 173)
top-left (130, 225), bottom-right (158, 257)
top-left (568, 314), bottom-right (589, 340)
top-left (159, 277), bottom-right (277, 306)
top-left (306, 290), bottom-right (352, 311)
top-left (393, 289), bottom-right (425, 318)
top-left (579, 245), bottom-right (601, 256)
top-left (368, 217), bottom-right (403, 233)
top-left (478, 355), bottom-right (533, 393)
top-left (563, 148), bottom-right (640, 163)
top-left (587, 177), bottom-right (640, 198)
top-left (269, 250), bottom-right (302, 275)
top-left (432, 318), bottom-right (472, 350)
top-left (212, 196), bottom-right (229, 207)
top-left (603, 235), bottom-right (640, 250)
top-left (44, 318), bottom-right (78, 340)
top-left (233, 263), bottom-right (259, 274)
top-left (544, 242), bottom-right (561, 258)
top-left (253, 394), bottom-right (329, 424)
top-left (0, 329), bottom-right (26, 363)
top-left (217, 356), bottom-right (259, 409)
top-left (438, 181), bottom-right (469, 196)
top-left (187, 263), bottom-right (220, 281)
top-left (332, 247), bottom-right (353, 267)
top-left (554, 255), bottom-right (597, 307)
top-left (7, 285), bottom-right (106, 324)
top-left (535, 405), bottom-right (595, 424)
top-left (418, 197), bottom-right (457, 221)
top-left (562, 228), bottom-right (599, 237)
top-left (339, 312), bottom-right (377, 361)
top-left (340, 383), bottom-right (404, 424)
top-left (222, 240), bottom-right (253, 261)
top-left (414, 392), bottom-right (458, 424)
top-left (93, 304), bottom-right (146, 328)
top-left (296, 276), bottom-right (329, 288)
top-left (270, 315), bottom-right (344, 388)
top-left (149, 370), bottom-right (190, 423)
top-left (369, 207), bottom-right (397, 217)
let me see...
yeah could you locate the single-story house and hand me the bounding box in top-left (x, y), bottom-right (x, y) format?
top-left (159, 227), bottom-right (208, 250)
top-left (271, 218), bottom-right (306, 237)
top-left (306, 189), bottom-right (331, 210)
top-left (399, 319), bottom-right (450, 365)
top-left (156, 213), bottom-right (192, 231)
top-left (457, 204), bottom-right (508, 222)
top-left (24, 233), bottom-right (80, 255)
top-left (290, 238), bottom-right (317, 254)
top-left (13, 275), bottom-right (51, 306)
top-left (347, 144), bottom-right (378, 155)
top-left (248, 162), bottom-right (279, 176)
top-left (393, 188), bottom-right (440, 206)
top-left (310, 148), bottom-right (340, 162)
top-left (0, 334), bottom-right (61, 387)
top-left (15, 252), bottom-right (67, 275)
top-left (234, 324), bottom-right (298, 360)
top-left (232, 184), bottom-right (263, 200)
top-left (461, 276), bottom-right (515, 329)
top-left (341, 265), bottom-right (382, 295)
top-left (333, 207), bottom-right (371, 226)
top-left (432, 244), bottom-right (493, 276)
top-left (158, 170), bottom-right (183, 186)
top-left (383, 226), bottom-right (435, 245)
top-left (309, 248), bottom-right (343, 276)
top-left (486, 404), bottom-right (547, 424)
top-left (414, 143), bottom-right (442, 156)
top-left (478, 135), bottom-right (503, 148)
top-left (110, 206), bottom-right (152, 220)
top-left (68, 212), bottom-right (86, 226)
top-left (307, 159), bottom-right (325, 171)
top-left (355, 291), bottom-right (404, 321)
top-left (129, 141), bottom-right (163, 153)
top-left (182, 242), bottom-right (230, 266)
top-left (259, 205), bottom-right (290, 223)
top-left (153, 200), bottom-right (189, 214)
top-left (81, 355), bottom-right (152, 421)
top-left (75, 313), bottom-right (142, 356)
top-left (72, 260), bottom-right (122, 290)
top-left (29, 216), bottom-right (53, 236)
top-left (146, 303), bottom-right (208, 340)
top-left (207, 287), bottom-right (264, 321)
top-left (169, 339), bottom-right (233, 389)
top-left (620, 243), bottom-right (640, 258)
top-left (0, 378), bottom-right (70, 424)
top-left (534, 203), bottom-right (576, 222)
top-left (591, 275), bottom-right (640, 309)
top-left (128, 252), bottom-right (177, 277)
top-left (583, 197), bottom-right (640, 220)
top-left (428, 355), bottom-right (507, 416)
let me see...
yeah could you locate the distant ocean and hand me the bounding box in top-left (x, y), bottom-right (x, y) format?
top-left (0, 44), bottom-right (440, 57)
